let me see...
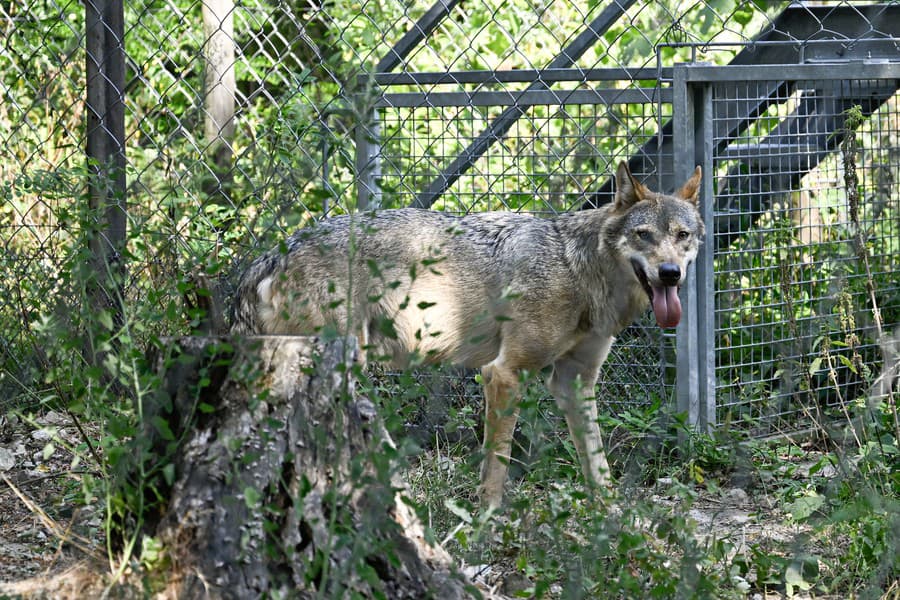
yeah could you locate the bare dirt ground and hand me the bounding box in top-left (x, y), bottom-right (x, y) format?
top-left (0, 410), bottom-right (833, 598)
top-left (0, 411), bottom-right (105, 582)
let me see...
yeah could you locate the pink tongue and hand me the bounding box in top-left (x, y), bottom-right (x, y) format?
top-left (651, 285), bottom-right (682, 329)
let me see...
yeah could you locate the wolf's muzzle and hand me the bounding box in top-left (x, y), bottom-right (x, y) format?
top-left (658, 263), bottom-right (681, 286)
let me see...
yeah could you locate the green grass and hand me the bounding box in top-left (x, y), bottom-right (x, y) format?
top-left (399, 381), bottom-right (899, 598)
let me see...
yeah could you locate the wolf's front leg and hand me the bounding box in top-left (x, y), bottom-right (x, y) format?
top-left (556, 387), bottom-right (610, 489)
top-left (547, 336), bottom-right (613, 491)
top-left (478, 361), bottom-right (522, 510)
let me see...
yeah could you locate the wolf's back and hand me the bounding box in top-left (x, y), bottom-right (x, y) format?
top-left (229, 208), bottom-right (561, 335)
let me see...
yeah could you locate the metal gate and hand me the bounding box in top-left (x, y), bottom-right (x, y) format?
top-left (674, 61), bottom-right (900, 435)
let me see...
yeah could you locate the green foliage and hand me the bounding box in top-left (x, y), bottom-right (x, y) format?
top-left (413, 431), bottom-right (749, 598)
top-left (399, 350), bottom-right (899, 598)
top-left (818, 396), bottom-right (900, 593)
top-left (2, 1), bottom-right (898, 597)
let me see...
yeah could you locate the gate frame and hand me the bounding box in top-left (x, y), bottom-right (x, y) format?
top-left (672, 60), bottom-right (900, 431)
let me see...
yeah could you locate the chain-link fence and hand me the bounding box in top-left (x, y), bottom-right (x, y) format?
top-left (2, 1), bottom-right (898, 436)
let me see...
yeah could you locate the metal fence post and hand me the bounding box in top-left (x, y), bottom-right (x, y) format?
top-left (201, 0), bottom-right (236, 230)
top-left (355, 109), bottom-right (382, 211)
top-left (85, 0), bottom-right (126, 329)
top-left (695, 82), bottom-right (717, 431)
top-left (673, 64), bottom-right (715, 431)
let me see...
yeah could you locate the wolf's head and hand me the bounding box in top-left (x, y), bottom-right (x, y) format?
top-left (610, 161), bottom-right (704, 329)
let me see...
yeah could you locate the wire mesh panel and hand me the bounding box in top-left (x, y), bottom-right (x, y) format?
top-left (375, 84), bottom-right (673, 214)
top-left (705, 69), bottom-right (900, 435)
top-left (372, 78), bottom-right (676, 408)
top-left (0, 1), bottom-right (86, 404)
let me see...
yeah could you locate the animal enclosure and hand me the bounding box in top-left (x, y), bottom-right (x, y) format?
top-left (1, 1), bottom-right (899, 440)
top-left (364, 60), bottom-right (900, 437)
top-left (2, 2), bottom-right (900, 596)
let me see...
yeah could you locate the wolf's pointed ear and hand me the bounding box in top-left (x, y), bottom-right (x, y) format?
top-left (614, 161), bottom-right (647, 210)
top-left (676, 166), bottom-right (702, 206)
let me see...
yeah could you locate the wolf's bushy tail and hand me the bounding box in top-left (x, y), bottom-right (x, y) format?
top-left (230, 252), bottom-right (281, 334)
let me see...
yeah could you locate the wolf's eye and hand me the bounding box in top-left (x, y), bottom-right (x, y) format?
top-left (676, 231), bottom-right (690, 241)
top-left (636, 230), bottom-right (652, 241)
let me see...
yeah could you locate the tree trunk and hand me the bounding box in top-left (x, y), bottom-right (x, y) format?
top-left (141, 336), bottom-right (470, 599)
top-left (201, 0), bottom-right (236, 231)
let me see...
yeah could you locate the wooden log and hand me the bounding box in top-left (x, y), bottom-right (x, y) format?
top-left (139, 336), bottom-right (470, 598)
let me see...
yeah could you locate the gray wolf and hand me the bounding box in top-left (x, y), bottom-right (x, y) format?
top-left (232, 162), bottom-right (704, 509)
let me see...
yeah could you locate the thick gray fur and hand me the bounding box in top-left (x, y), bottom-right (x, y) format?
top-left (232, 162), bottom-right (704, 508)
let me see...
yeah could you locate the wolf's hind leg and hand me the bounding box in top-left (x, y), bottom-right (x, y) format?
top-left (478, 360), bottom-right (521, 510)
top-left (547, 336), bottom-right (613, 492)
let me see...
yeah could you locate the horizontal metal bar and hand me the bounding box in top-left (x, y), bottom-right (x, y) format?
top-left (658, 38), bottom-right (900, 50)
top-left (370, 67), bottom-right (668, 86)
top-left (679, 62), bottom-right (900, 83)
top-left (377, 87), bottom-right (671, 108)
top-left (720, 143), bottom-right (819, 157)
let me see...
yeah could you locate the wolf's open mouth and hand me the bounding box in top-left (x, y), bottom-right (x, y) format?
top-left (630, 259), bottom-right (682, 329)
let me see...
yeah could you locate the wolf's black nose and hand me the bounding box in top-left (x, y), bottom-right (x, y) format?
top-left (658, 263), bottom-right (681, 286)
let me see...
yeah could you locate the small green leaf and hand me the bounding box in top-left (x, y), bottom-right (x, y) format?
top-left (807, 456), bottom-right (833, 476)
top-left (243, 486), bottom-right (262, 509)
top-left (151, 416), bottom-right (175, 442)
top-left (808, 357), bottom-right (822, 375)
top-left (140, 535), bottom-right (164, 568)
top-left (733, 6), bottom-right (753, 25)
top-left (453, 528), bottom-right (468, 549)
top-left (837, 354), bottom-right (857, 374)
top-left (366, 258), bottom-right (382, 277)
top-left (376, 317), bottom-right (398, 340)
top-left (42, 442), bottom-right (55, 460)
top-left (98, 310), bottom-right (114, 330)
top-left (161, 463), bottom-right (175, 486)
top-left (784, 562), bottom-right (812, 591)
top-left (787, 493), bottom-right (825, 521)
top-left (444, 498), bottom-right (472, 524)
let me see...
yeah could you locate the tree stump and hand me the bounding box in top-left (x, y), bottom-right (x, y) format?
top-left (138, 336), bottom-right (470, 598)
